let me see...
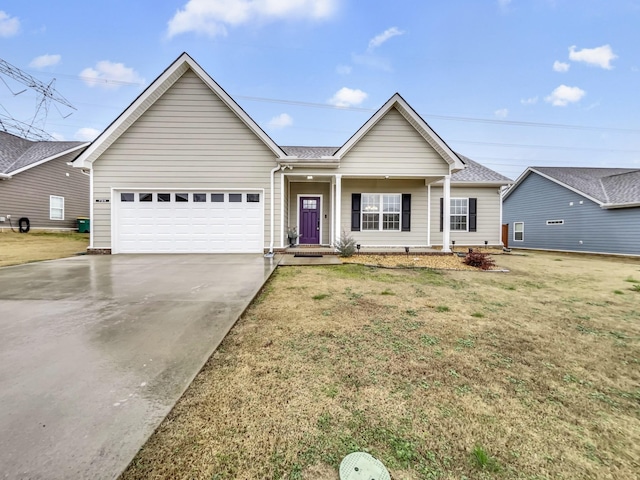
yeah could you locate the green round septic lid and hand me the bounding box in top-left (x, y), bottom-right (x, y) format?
top-left (339, 452), bottom-right (391, 480)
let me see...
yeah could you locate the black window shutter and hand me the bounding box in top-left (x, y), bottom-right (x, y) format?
top-left (439, 198), bottom-right (444, 232)
top-left (401, 194), bottom-right (411, 231)
top-left (469, 198), bottom-right (477, 232)
top-left (351, 193), bottom-right (361, 231)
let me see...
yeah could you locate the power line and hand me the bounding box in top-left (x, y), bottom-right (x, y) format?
top-left (235, 95), bottom-right (640, 134)
top-left (450, 140), bottom-right (640, 155)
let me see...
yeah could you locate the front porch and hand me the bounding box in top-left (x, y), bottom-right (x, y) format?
top-left (282, 172), bottom-right (455, 252)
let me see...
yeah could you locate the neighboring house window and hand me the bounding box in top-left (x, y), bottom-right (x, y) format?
top-left (546, 220), bottom-right (564, 225)
top-left (50, 195), bottom-right (64, 220)
top-left (514, 222), bottom-right (524, 241)
top-left (450, 198), bottom-right (468, 231)
top-left (439, 198), bottom-right (477, 232)
top-left (361, 194), bottom-right (401, 231)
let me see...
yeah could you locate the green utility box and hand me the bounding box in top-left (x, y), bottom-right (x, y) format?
top-left (77, 217), bottom-right (90, 233)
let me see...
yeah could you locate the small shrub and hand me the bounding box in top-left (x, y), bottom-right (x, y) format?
top-left (436, 305), bottom-right (450, 312)
top-left (631, 284), bottom-right (640, 293)
top-left (312, 293), bottom-right (329, 300)
top-left (613, 290), bottom-right (624, 295)
top-left (464, 250), bottom-right (496, 270)
top-left (335, 230), bottom-right (356, 257)
top-left (471, 312), bottom-right (484, 318)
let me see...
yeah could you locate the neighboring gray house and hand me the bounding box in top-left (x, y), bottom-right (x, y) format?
top-left (0, 131), bottom-right (89, 231)
top-left (503, 167), bottom-right (640, 256)
top-left (73, 52), bottom-right (511, 254)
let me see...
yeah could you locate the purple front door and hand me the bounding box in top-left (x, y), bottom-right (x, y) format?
top-left (299, 196), bottom-right (320, 244)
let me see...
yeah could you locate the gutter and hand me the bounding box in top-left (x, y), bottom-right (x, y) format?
top-left (0, 173), bottom-right (11, 180)
top-left (601, 201), bottom-right (640, 210)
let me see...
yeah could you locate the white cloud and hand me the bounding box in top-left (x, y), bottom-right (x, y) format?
top-left (336, 64), bottom-right (352, 75)
top-left (494, 108), bottom-right (508, 118)
top-left (167, 0), bottom-right (338, 38)
top-left (520, 96), bottom-right (539, 105)
top-left (75, 127), bottom-right (100, 141)
top-left (367, 26), bottom-right (405, 51)
top-left (29, 54), bottom-right (61, 69)
top-left (267, 113), bottom-right (293, 129)
top-left (545, 85), bottom-right (586, 107)
top-left (80, 61), bottom-right (145, 89)
top-left (329, 87), bottom-right (367, 107)
top-left (568, 44), bottom-right (617, 70)
top-left (0, 11), bottom-right (20, 37)
top-left (553, 60), bottom-right (570, 72)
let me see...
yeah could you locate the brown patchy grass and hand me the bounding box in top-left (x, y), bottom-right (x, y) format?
top-left (121, 251), bottom-right (640, 480)
top-left (0, 231), bottom-right (89, 267)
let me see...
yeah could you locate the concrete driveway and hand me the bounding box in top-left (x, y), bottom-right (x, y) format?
top-left (0, 254), bottom-right (279, 480)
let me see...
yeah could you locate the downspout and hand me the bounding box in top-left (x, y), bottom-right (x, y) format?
top-left (267, 165), bottom-right (282, 257)
top-left (268, 164), bottom-right (292, 255)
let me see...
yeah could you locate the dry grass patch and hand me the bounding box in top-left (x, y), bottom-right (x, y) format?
top-left (122, 252), bottom-right (640, 480)
top-left (0, 231), bottom-right (89, 267)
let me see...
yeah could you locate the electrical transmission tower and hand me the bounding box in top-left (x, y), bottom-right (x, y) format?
top-left (0, 58), bottom-right (76, 141)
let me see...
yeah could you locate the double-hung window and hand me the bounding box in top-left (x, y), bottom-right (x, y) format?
top-left (50, 195), bottom-right (64, 220)
top-left (450, 198), bottom-right (468, 231)
top-left (514, 222), bottom-right (524, 241)
top-left (361, 194), bottom-right (401, 231)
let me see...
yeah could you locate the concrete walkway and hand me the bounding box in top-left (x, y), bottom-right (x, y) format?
top-left (0, 254), bottom-right (279, 480)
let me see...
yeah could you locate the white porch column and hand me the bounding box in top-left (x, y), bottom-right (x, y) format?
top-left (442, 175), bottom-right (451, 252)
top-left (334, 174), bottom-right (342, 245)
top-left (280, 171), bottom-right (285, 248)
top-left (330, 176), bottom-right (335, 246)
top-left (427, 183), bottom-right (431, 247)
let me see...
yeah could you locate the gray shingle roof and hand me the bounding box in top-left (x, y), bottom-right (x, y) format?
top-left (452, 154), bottom-right (512, 183)
top-left (532, 166), bottom-right (640, 205)
top-left (0, 131), bottom-right (86, 175)
top-left (280, 146), bottom-right (338, 158)
top-left (279, 147), bottom-right (511, 184)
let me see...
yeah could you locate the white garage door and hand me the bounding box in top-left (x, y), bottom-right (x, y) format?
top-left (115, 190), bottom-right (264, 253)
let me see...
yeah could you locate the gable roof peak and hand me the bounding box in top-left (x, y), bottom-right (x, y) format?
top-left (333, 93), bottom-right (465, 172)
top-left (73, 52), bottom-right (287, 168)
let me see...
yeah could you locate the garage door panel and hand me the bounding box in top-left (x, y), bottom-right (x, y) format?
top-left (116, 190), bottom-right (263, 253)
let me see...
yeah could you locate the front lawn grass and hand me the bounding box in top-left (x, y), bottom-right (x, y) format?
top-left (0, 231), bottom-right (88, 267)
top-left (121, 252), bottom-right (640, 480)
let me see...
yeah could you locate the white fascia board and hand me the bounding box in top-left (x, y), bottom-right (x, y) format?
top-left (0, 173), bottom-right (11, 179)
top-left (529, 168), bottom-right (604, 205)
top-left (12, 143), bottom-right (90, 175)
top-left (601, 201), bottom-right (640, 209)
top-left (503, 167), bottom-right (604, 205)
top-left (333, 93), bottom-right (465, 171)
top-left (74, 53), bottom-right (287, 169)
top-left (450, 181), bottom-right (513, 187)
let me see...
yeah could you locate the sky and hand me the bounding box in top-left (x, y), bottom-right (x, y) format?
top-left (1, 0), bottom-right (639, 180)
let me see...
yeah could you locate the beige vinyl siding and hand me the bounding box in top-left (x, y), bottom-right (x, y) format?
top-left (341, 179), bottom-right (428, 246)
top-left (0, 152), bottom-right (89, 230)
top-left (339, 107), bottom-right (450, 177)
top-left (430, 186), bottom-right (502, 245)
top-left (91, 68), bottom-right (279, 249)
top-left (288, 181), bottom-right (331, 244)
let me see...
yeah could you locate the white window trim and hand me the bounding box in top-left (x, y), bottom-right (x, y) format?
top-left (450, 197), bottom-right (469, 232)
top-left (50, 195), bottom-right (64, 220)
top-left (514, 222), bottom-right (524, 241)
top-left (546, 219), bottom-right (564, 225)
top-left (361, 193), bottom-right (401, 232)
